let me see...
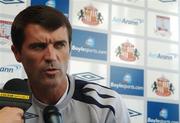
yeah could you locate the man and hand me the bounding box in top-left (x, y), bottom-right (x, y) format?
top-left (11, 5), bottom-right (130, 123)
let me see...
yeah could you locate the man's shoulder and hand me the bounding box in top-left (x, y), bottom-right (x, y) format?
top-left (73, 79), bottom-right (119, 98)
top-left (72, 79), bottom-right (122, 114)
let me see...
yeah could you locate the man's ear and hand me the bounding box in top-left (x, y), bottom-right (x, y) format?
top-left (11, 45), bottom-right (22, 62)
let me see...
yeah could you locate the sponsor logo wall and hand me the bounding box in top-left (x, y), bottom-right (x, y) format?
top-left (110, 34), bottom-right (144, 66)
top-left (0, 17), bottom-right (12, 50)
top-left (72, 29), bottom-right (107, 61)
top-left (110, 66), bottom-right (144, 96)
top-left (31, 0), bottom-right (69, 16)
top-left (124, 98), bottom-right (144, 123)
top-left (0, 0), bottom-right (179, 122)
top-left (0, 51), bottom-right (23, 87)
top-left (147, 101), bottom-right (179, 123)
top-left (0, 0), bottom-right (28, 16)
top-left (111, 5), bottom-right (145, 36)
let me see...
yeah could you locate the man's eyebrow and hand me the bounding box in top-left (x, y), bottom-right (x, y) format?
top-left (53, 40), bottom-right (68, 45)
top-left (28, 42), bottom-right (46, 48)
top-left (29, 42), bottom-right (46, 45)
top-left (54, 40), bottom-right (67, 43)
top-left (28, 40), bottom-right (68, 46)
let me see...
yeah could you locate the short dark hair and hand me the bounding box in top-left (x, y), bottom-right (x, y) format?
top-left (11, 5), bottom-right (72, 52)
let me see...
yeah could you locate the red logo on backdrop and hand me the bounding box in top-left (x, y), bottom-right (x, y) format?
top-left (77, 5), bottom-right (103, 26)
top-left (115, 41), bottom-right (140, 62)
top-left (0, 20), bottom-right (12, 40)
top-left (154, 15), bottom-right (171, 37)
top-left (152, 76), bottom-right (174, 96)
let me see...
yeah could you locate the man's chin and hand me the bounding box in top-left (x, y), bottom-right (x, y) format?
top-left (41, 79), bottom-right (58, 87)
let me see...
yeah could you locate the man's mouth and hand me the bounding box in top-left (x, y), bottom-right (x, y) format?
top-left (45, 68), bottom-right (59, 75)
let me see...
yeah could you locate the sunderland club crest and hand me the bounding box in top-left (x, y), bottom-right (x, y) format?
top-left (77, 4), bottom-right (103, 26)
top-left (115, 41), bottom-right (140, 62)
top-left (152, 75), bottom-right (174, 96)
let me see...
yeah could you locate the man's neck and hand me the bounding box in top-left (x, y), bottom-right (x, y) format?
top-left (30, 77), bottom-right (68, 105)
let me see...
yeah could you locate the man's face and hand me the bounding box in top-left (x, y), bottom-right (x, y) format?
top-left (13, 24), bottom-right (70, 88)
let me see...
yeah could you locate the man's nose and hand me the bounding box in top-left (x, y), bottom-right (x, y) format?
top-left (44, 45), bottom-right (57, 61)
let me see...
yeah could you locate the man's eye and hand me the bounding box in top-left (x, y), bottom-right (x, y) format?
top-left (54, 42), bottom-right (66, 49)
top-left (30, 43), bottom-right (46, 50)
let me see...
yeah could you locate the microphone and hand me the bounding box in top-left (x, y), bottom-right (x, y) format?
top-left (0, 78), bottom-right (31, 111)
top-left (43, 105), bottom-right (63, 123)
top-left (3, 78), bottom-right (30, 94)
